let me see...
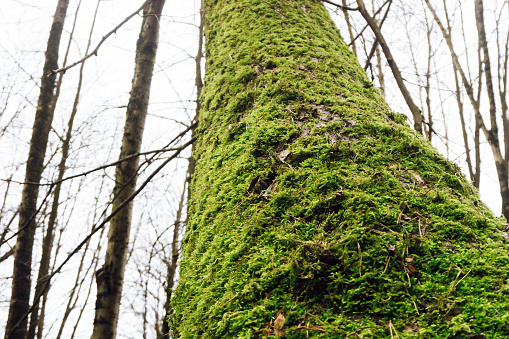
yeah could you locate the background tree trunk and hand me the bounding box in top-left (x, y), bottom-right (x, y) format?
top-left (91, 1), bottom-right (165, 338)
top-left (171, 0), bottom-right (509, 337)
top-left (26, 2), bottom-right (100, 338)
top-left (5, 1), bottom-right (69, 338)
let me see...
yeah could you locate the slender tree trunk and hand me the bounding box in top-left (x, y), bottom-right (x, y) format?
top-left (342, 0), bottom-right (357, 58)
top-left (27, 2), bottom-right (95, 338)
top-left (171, 0), bottom-right (509, 337)
top-left (497, 4), bottom-right (509, 186)
top-left (356, 0), bottom-right (424, 135)
top-left (426, 0), bottom-right (509, 217)
top-left (5, 1), bottom-right (69, 338)
top-left (424, 20), bottom-right (432, 142)
top-left (474, 0), bottom-right (509, 219)
top-left (162, 6), bottom-right (204, 333)
top-left (375, 44), bottom-right (385, 98)
top-left (162, 5), bottom-right (204, 335)
top-left (91, 1), bottom-right (165, 338)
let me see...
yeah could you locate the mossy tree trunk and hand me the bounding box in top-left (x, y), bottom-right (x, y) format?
top-left (171, 0), bottom-right (509, 337)
top-left (91, 1), bottom-right (165, 338)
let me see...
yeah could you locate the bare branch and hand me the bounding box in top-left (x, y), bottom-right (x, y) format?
top-left (320, 0), bottom-right (359, 11)
top-left (5, 137), bottom-right (195, 339)
top-left (1, 121), bottom-right (198, 187)
top-left (356, 0), bottom-right (424, 135)
top-left (49, 0), bottom-right (151, 76)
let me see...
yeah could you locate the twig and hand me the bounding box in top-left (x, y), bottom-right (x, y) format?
top-left (320, 0), bottom-right (359, 11)
top-left (5, 137), bottom-right (195, 339)
top-left (49, 0), bottom-right (151, 76)
top-left (453, 268), bottom-right (471, 289)
top-left (363, 0), bottom-right (393, 70)
top-left (357, 241), bottom-right (362, 277)
top-left (380, 256), bottom-right (390, 276)
top-left (348, 0), bottom-right (392, 46)
top-left (0, 185), bottom-right (55, 248)
top-left (389, 320), bottom-right (400, 339)
top-left (1, 121), bottom-right (198, 187)
top-left (356, 0), bottom-right (424, 135)
top-left (405, 287), bottom-right (420, 315)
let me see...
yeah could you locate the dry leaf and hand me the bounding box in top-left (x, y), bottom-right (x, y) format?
top-left (406, 262), bottom-right (421, 278)
top-left (274, 310), bottom-right (286, 337)
top-left (300, 126), bottom-right (310, 137)
top-left (404, 323), bottom-right (420, 332)
top-left (298, 64), bottom-right (310, 72)
top-left (278, 149), bottom-right (291, 162)
top-left (386, 245), bottom-right (396, 256)
top-left (261, 182), bottom-right (276, 199)
top-left (408, 170), bottom-right (428, 188)
top-left (316, 106), bottom-right (330, 118)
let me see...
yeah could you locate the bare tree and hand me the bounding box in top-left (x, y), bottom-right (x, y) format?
top-left (425, 0), bottom-right (509, 219)
top-left (356, 0), bottom-right (424, 135)
top-left (5, 1), bottom-right (69, 337)
top-left (91, 1), bottom-right (166, 337)
top-left (26, 2), bottom-right (102, 337)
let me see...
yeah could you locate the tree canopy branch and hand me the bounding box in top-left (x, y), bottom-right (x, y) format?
top-left (48, 0), bottom-right (151, 76)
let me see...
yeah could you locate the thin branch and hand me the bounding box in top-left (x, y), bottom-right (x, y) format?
top-left (348, 0), bottom-right (392, 46)
top-left (1, 121), bottom-right (198, 187)
top-left (356, 0), bottom-right (423, 135)
top-left (49, 0), bottom-right (151, 76)
top-left (320, 0), bottom-right (359, 11)
top-left (363, 0), bottom-right (392, 70)
top-left (5, 137), bottom-right (195, 339)
top-left (0, 185), bottom-right (55, 248)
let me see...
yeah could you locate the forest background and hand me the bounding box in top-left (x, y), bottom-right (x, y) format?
top-left (0, 0), bottom-right (507, 338)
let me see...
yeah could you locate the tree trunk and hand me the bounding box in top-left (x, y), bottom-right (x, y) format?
top-left (171, 0), bottom-right (509, 337)
top-left (27, 2), bottom-right (98, 338)
top-left (161, 179), bottom-right (186, 339)
top-left (356, 0), bottom-right (424, 135)
top-left (5, 1), bottom-right (69, 338)
top-left (91, 1), bottom-right (165, 338)
top-left (161, 4), bottom-right (205, 338)
top-left (474, 0), bottom-right (509, 220)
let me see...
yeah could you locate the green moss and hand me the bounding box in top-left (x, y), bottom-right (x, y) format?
top-left (171, 0), bottom-right (509, 338)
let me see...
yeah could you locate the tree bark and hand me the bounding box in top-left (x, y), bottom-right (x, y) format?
top-left (474, 0), bottom-right (509, 219)
top-left (27, 2), bottom-right (96, 338)
top-left (161, 179), bottom-right (186, 339)
top-left (171, 0), bottom-right (509, 337)
top-left (91, 1), bottom-right (165, 338)
top-left (5, 1), bottom-right (69, 338)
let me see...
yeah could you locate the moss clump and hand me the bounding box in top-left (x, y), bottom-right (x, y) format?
top-left (170, 0), bottom-right (509, 338)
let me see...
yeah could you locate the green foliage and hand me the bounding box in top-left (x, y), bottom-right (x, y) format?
top-left (170, 0), bottom-right (509, 337)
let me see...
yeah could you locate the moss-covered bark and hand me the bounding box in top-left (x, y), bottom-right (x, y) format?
top-left (171, 1), bottom-right (509, 337)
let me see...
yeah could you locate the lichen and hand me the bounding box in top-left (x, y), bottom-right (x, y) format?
top-left (170, 0), bottom-right (509, 338)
